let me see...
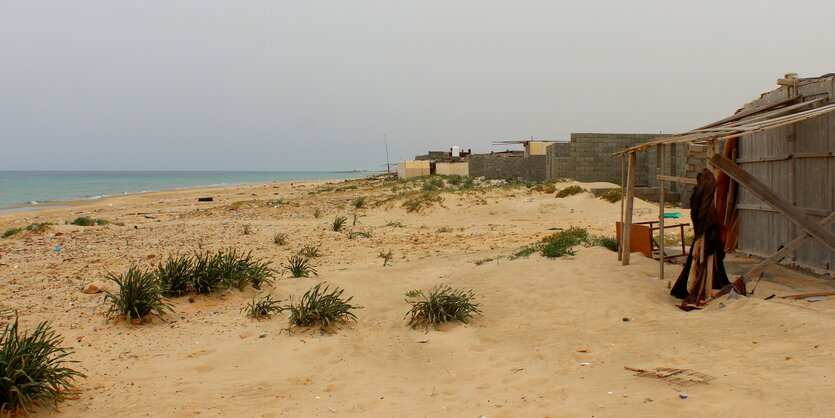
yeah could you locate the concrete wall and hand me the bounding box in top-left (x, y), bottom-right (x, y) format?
top-left (396, 160), bottom-right (430, 179)
top-left (435, 162), bottom-right (469, 176)
top-left (468, 154), bottom-right (547, 182)
top-left (546, 133), bottom-right (662, 184)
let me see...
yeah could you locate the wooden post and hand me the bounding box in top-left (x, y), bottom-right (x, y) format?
top-left (619, 154), bottom-right (626, 261)
top-left (658, 145), bottom-right (666, 281)
top-left (622, 152), bottom-right (637, 266)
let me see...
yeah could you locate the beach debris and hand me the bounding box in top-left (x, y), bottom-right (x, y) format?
top-left (258, 331), bottom-right (269, 338)
top-left (83, 281), bottom-right (106, 294)
top-left (624, 366), bottom-right (714, 387)
top-left (197, 197), bottom-right (213, 202)
top-left (805, 296), bottom-right (828, 302)
top-left (679, 394), bottom-right (688, 399)
top-left (777, 291), bottom-right (835, 300)
top-left (414, 338), bottom-right (430, 343)
top-left (54, 247), bottom-right (61, 252)
top-left (579, 362), bottom-right (591, 366)
top-left (622, 317), bottom-right (631, 322)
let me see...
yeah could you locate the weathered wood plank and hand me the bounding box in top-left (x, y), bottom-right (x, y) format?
top-left (740, 212), bottom-right (835, 282)
top-left (709, 154), bottom-right (835, 254)
top-left (657, 175), bottom-right (697, 184)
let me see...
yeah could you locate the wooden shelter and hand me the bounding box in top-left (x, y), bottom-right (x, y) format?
top-left (615, 74), bottom-right (835, 285)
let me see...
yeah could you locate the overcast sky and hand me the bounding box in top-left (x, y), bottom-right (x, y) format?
top-left (1, 1), bottom-right (833, 171)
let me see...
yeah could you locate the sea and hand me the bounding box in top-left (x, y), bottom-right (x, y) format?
top-left (0, 171), bottom-right (369, 211)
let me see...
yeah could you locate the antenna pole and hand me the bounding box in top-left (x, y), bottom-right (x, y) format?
top-left (384, 134), bottom-right (391, 174)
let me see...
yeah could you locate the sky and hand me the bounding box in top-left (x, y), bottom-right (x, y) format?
top-left (1, 1), bottom-right (833, 171)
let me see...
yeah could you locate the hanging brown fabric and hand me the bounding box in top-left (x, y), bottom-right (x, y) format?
top-left (671, 169), bottom-right (744, 310)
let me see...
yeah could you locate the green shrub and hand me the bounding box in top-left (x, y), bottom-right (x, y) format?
top-left (601, 189), bottom-right (622, 203)
top-left (25, 223), bottom-right (54, 233)
top-left (1, 228), bottom-right (22, 239)
top-left (70, 217), bottom-right (109, 226)
top-left (243, 294), bottom-right (282, 319)
top-left (404, 289), bottom-right (422, 298)
top-left (281, 283), bottom-right (361, 332)
top-left (555, 185), bottom-right (585, 198)
top-left (515, 227), bottom-right (590, 258)
top-left (331, 215), bottom-right (347, 232)
top-left (422, 177), bottom-right (444, 191)
top-left (285, 255), bottom-right (317, 278)
top-left (592, 236), bottom-right (619, 252)
top-left (297, 243), bottom-right (322, 258)
top-left (402, 192), bottom-right (443, 212)
top-left (273, 233), bottom-right (288, 245)
top-left (155, 254), bottom-right (194, 297)
top-left (405, 285), bottom-right (481, 329)
top-left (103, 266), bottom-right (173, 322)
top-left (352, 196), bottom-right (367, 209)
top-left (190, 249), bottom-right (275, 293)
top-left (0, 316), bottom-right (85, 415)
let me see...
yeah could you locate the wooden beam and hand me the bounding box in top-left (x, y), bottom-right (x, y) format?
top-left (740, 212), bottom-right (835, 283)
top-left (696, 96), bottom-right (799, 130)
top-left (709, 154), bottom-right (835, 255)
top-left (622, 152), bottom-right (637, 266)
top-left (777, 291), bottom-right (835, 300)
top-left (657, 175), bottom-right (697, 185)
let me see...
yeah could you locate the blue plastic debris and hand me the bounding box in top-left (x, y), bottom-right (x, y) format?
top-left (679, 394), bottom-right (688, 399)
top-left (54, 247), bottom-right (61, 252)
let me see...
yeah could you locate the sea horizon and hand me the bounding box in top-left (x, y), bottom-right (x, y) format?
top-left (0, 170), bottom-right (374, 209)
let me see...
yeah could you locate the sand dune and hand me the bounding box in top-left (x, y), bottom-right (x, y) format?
top-left (1, 177), bottom-right (834, 417)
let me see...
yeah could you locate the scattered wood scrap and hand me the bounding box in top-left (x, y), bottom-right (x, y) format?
top-left (777, 291), bottom-right (835, 300)
top-left (625, 366), bottom-right (714, 387)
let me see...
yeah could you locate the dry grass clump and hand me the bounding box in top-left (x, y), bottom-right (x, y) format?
top-left (555, 185), bottom-right (585, 198)
top-left (402, 192), bottom-right (443, 212)
top-left (405, 285), bottom-right (481, 329)
top-left (378, 249), bottom-right (393, 266)
top-left (313, 208), bottom-right (323, 218)
top-left (384, 220), bottom-right (404, 228)
top-left (0, 316), bottom-right (85, 415)
top-left (273, 232), bottom-right (288, 245)
top-left (285, 255), bottom-right (318, 278)
top-left (242, 224), bottom-right (253, 235)
top-left (281, 283), bottom-right (362, 332)
top-left (297, 243), bottom-right (322, 258)
top-left (243, 294), bottom-right (282, 319)
top-left (531, 182), bottom-right (557, 193)
top-left (600, 188), bottom-right (622, 203)
top-left (347, 229), bottom-right (372, 239)
top-left (103, 266), bottom-right (173, 323)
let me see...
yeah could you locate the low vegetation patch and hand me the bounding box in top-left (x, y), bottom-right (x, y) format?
top-left (285, 255), bottom-right (318, 278)
top-left (378, 249), bottom-right (393, 266)
top-left (384, 220), bottom-right (404, 228)
top-left (243, 294), bottom-right (282, 319)
top-left (0, 316), bottom-right (85, 415)
top-left (281, 283), bottom-right (362, 332)
top-left (405, 285), bottom-right (481, 329)
top-left (473, 256), bottom-right (503, 265)
top-left (25, 222), bottom-right (54, 233)
top-left (436, 226), bottom-right (453, 233)
top-left (313, 208), bottom-right (323, 218)
top-left (347, 229), bottom-right (372, 239)
top-left (103, 266), bottom-right (173, 323)
top-left (351, 196), bottom-right (367, 209)
top-left (242, 224), bottom-right (253, 235)
top-left (514, 227), bottom-right (619, 258)
top-left (600, 188), bottom-right (622, 203)
top-left (1, 228), bottom-right (22, 239)
top-left (402, 192), bottom-right (443, 212)
top-left (70, 216), bottom-right (110, 226)
top-left (183, 249), bottom-right (275, 294)
top-left (555, 185), bottom-right (585, 198)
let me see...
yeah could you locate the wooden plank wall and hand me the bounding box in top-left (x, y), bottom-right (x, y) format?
top-left (736, 77), bottom-right (834, 274)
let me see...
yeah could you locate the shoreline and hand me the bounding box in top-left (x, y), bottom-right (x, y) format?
top-left (0, 170), bottom-right (385, 212)
top-left (0, 173), bottom-right (382, 214)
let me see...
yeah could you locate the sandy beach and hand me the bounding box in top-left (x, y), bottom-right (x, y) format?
top-left (2, 176), bottom-right (834, 417)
